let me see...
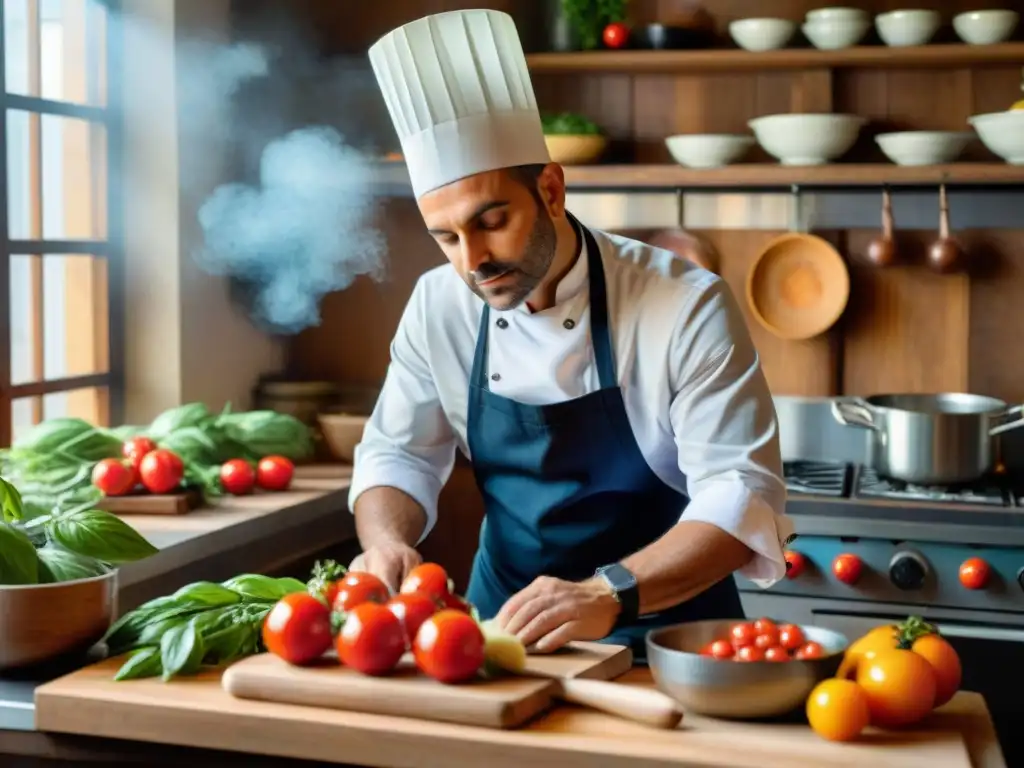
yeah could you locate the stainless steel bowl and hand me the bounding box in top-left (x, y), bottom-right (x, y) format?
top-left (645, 619), bottom-right (849, 719)
top-left (0, 570), bottom-right (118, 671)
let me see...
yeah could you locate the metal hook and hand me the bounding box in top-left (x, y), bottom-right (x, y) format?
top-left (675, 188), bottom-right (685, 228)
top-left (790, 184), bottom-right (803, 233)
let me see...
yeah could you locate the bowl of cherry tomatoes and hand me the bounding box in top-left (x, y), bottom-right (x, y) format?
top-left (645, 617), bottom-right (849, 719)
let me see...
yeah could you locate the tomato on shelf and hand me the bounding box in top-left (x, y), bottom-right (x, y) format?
top-left (91, 458), bottom-right (137, 496)
top-left (262, 592), bottom-right (333, 665)
top-left (221, 459), bottom-right (256, 495)
top-left (256, 455), bottom-right (294, 491)
top-left (121, 436), bottom-right (156, 471)
top-left (784, 550), bottom-right (807, 578)
top-left (832, 553), bottom-right (863, 585)
top-left (138, 449), bottom-right (184, 494)
top-left (958, 557), bottom-right (991, 590)
top-left (602, 22), bottom-right (629, 49)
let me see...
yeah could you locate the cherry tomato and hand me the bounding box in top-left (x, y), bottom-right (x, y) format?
top-left (958, 557), bottom-right (990, 590)
top-left (778, 624), bottom-right (805, 651)
top-left (730, 622), bottom-right (757, 648)
top-left (336, 602), bottom-right (406, 676)
top-left (387, 591), bottom-right (440, 645)
top-left (764, 646), bottom-right (791, 662)
top-left (413, 609), bottom-right (485, 684)
top-left (602, 21), bottom-right (630, 49)
top-left (262, 592), bottom-right (333, 665)
top-left (121, 436), bottom-right (156, 471)
top-left (734, 645), bottom-right (764, 662)
top-left (795, 641), bottom-right (825, 660)
top-left (911, 633), bottom-right (962, 707)
top-left (856, 649), bottom-right (937, 727)
top-left (832, 553), bottom-right (862, 585)
top-left (332, 571), bottom-right (390, 613)
top-left (699, 642), bottom-right (715, 656)
top-left (806, 678), bottom-right (870, 742)
top-left (138, 449), bottom-right (184, 494)
top-left (91, 458), bottom-right (137, 496)
top-left (752, 617), bottom-right (777, 635)
top-left (440, 591), bottom-right (472, 613)
top-left (709, 639), bottom-right (735, 660)
top-left (257, 455), bottom-right (294, 491)
top-left (221, 459), bottom-right (256, 495)
top-left (400, 563), bottom-right (452, 599)
top-left (785, 550), bottom-right (807, 578)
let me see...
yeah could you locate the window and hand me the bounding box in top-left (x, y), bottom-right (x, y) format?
top-left (0, 0), bottom-right (121, 447)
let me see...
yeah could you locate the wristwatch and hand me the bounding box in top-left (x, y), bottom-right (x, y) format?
top-left (595, 563), bottom-right (639, 628)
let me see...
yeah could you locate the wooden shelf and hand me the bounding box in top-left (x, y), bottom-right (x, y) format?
top-left (560, 163), bottom-right (1024, 189)
top-left (525, 42), bottom-right (1024, 74)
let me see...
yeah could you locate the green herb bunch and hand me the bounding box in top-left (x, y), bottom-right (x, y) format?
top-left (560, 0), bottom-right (629, 50)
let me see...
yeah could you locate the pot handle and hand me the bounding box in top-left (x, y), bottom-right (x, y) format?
top-left (831, 400), bottom-right (879, 431)
top-left (989, 405), bottom-right (1024, 436)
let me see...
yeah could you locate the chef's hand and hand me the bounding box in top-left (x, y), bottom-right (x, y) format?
top-left (495, 576), bottom-right (621, 653)
top-left (348, 543), bottom-right (421, 593)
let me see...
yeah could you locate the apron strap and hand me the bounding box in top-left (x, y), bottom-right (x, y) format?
top-left (471, 213), bottom-right (618, 391)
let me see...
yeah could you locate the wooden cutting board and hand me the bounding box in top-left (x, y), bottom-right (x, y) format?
top-left (222, 641), bottom-right (631, 729)
top-left (96, 487), bottom-right (202, 515)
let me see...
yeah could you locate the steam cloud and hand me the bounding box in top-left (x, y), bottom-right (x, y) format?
top-left (176, 32), bottom-right (388, 334)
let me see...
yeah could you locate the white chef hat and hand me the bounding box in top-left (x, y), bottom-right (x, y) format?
top-left (368, 9), bottom-right (551, 199)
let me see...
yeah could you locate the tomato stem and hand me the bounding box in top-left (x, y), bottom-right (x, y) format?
top-left (896, 615), bottom-right (937, 649)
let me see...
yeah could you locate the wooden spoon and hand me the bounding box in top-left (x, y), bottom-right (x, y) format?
top-left (865, 185), bottom-right (897, 267)
top-left (927, 183), bottom-right (964, 273)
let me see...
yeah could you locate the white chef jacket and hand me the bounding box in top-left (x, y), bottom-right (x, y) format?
top-left (349, 225), bottom-right (793, 588)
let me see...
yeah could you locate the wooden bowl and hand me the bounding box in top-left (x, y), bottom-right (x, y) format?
top-left (318, 412), bottom-right (369, 464)
top-left (544, 134), bottom-right (608, 165)
top-left (746, 233), bottom-right (850, 340)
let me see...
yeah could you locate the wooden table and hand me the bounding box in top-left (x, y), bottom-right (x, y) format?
top-left (31, 661), bottom-right (1006, 768)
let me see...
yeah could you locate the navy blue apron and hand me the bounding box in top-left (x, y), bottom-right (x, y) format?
top-left (464, 216), bottom-right (743, 663)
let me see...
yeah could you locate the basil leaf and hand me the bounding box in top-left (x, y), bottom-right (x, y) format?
top-left (114, 647), bottom-right (163, 681)
top-left (0, 521), bottom-right (39, 585)
top-left (36, 544), bottom-right (109, 583)
top-left (47, 508), bottom-right (158, 564)
top-left (0, 477), bottom-right (23, 522)
top-left (170, 581), bottom-right (242, 608)
top-left (104, 604), bottom-right (207, 656)
top-left (220, 574), bottom-right (302, 602)
top-left (203, 623), bottom-right (253, 666)
top-left (160, 619), bottom-right (205, 680)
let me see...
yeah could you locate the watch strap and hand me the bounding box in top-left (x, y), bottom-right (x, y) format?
top-left (596, 563), bottom-right (639, 628)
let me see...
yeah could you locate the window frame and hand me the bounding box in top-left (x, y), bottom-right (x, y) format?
top-left (0, 0), bottom-right (124, 447)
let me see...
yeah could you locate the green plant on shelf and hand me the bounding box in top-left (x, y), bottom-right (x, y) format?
top-left (560, 0), bottom-right (628, 51)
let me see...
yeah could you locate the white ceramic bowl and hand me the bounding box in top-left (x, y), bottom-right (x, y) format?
top-left (968, 111), bottom-right (1024, 164)
top-left (875, 9), bottom-right (942, 47)
top-left (729, 18), bottom-right (797, 51)
top-left (749, 113), bottom-right (867, 166)
top-left (806, 7), bottom-right (869, 23)
top-left (953, 10), bottom-right (1019, 45)
top-left (665, 134), bottom-right (757, 169)
top-left (802, 17), bottom-right (871, 49)
top-left (875, 131), bottom-right (974, 166)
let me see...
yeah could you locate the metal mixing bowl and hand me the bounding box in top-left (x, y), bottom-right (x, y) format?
top-left (0, 570), bottom-right (118, 671)
top-left (645, 619), bottom-right (849, 719)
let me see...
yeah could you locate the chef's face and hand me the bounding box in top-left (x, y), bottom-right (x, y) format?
top-left (419, 165), bottom-right (561, 310)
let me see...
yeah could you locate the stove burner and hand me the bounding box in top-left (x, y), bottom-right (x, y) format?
top-left (783, 461), bottom-right (849, 497)
top-left (855, 466), bottom-right (1008, 506)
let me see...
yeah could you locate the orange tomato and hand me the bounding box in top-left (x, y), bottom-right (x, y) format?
top-left (911, 633), bottom-right (962, 707)
top-left (855, 648), bottom-right (937, 728)
top-left (836, 624), bottom-right (899, 679)
top-left (806, 678), bottom-right (871, 742)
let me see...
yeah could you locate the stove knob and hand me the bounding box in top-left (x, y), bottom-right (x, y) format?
top-left (832, 553), bottom-right (863, 585)
top-left (1017, 568), bottom-right (1024, 593)
top-left (889, 551), bottom-right (929, 591)
top-left (784, 550), bottom-right (807, 579)
top-left (959, 557), bottom-right (991, 590)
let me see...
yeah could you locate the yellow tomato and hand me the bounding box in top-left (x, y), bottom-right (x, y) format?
top-left (836, 624), bottom-right (899, 679)
top-left (911, 634), bottom-right (962, 707)
top-left (806, 679), bottom-right (870, 742)
top-left (855, 648), bottom-right (937, 728)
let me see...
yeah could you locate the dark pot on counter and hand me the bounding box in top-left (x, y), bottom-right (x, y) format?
top-left (830, 393), bottom-right (1024, 485)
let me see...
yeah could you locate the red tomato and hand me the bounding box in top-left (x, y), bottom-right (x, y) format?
top-left (121, 437), bottom-right (156, 471)
top-left (753, 617), bottom-right (777, 635)
top-left (958, 557), bottom-right (990, 590)
top-left (262, 592), bottom-right (333, 665)
top-left (755, 631), bottom-right (780, 650)
top-left (256, 455), bottom-right (294, 491)
top-left (729, 622), bottom-right (757, 648)
top-left (336, 602), bottom-right (406, 676)
top-left (332, 571), bottom-right (390, 613)
top-left (440, 591), bottom-right (472, 613)
top-left (832, 553), bottom-right (863, 585)
top-left (795, 641), bottom-right (825, 660)
top-left (220, 459), bottom-right (256, 495)
top-left (138, 449), bottom-right (184, 494)
top-left (699, 642), bottom-right (716, 656)
top-left (387, 591), bottom-right (440, 645)
top-left (91, 458), bottom-right (136, 496)
top-left (413, 609), bottom-right (485, 684)
top-left (602, 21), bottom-right (629, 49)
top-left (764, 646), bottom-right (791, 662)
top-left (735, 645), bottom-right (764, 662)
top-left (400, 563), bottom-right (452, 599)
top-left (709, 639), bottom-right (735, 660)
top-left (785, 550), bottom-right (807, 578)
top-left (778, 624), bottom-right (806, 651)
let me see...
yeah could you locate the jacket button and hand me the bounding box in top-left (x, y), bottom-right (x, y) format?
top-left (496, 318), bottom-right (508, 329)
top-left (491, 373), bottom-right (501, 382)
top-left (563, 318), bottom-right (576, 330)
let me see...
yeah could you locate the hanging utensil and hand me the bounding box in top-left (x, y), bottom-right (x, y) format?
top-left (927, 182), bottom-right (964, 273)
top-left (864, 185), bottom-right (897, 267)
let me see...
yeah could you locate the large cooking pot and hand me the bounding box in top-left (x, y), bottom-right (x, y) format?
top-left (830, 393), bottom-right (1024, 485)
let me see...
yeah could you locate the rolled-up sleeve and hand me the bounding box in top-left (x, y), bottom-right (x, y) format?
top-left (668, 276), bottom-right (793, 588)
top-left (347, 276), bottom-right (457, 542)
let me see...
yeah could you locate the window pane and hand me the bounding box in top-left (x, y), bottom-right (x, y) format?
top-left (6, 109), bottom-right (37, 239)
top-left (43, 253), bottom-right (109, 379)
top-left (4, 0), bottom-right (107, 105)
top-left (41, 113), bottom-right (106, 239)
top-left (43, 385), bottom-right (108, 425)
top-left (11, 396), bottom-right (38, 443)
top-left (9, 254), bottom-right (40, 386)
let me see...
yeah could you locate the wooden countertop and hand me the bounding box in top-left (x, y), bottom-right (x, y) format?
top-left (33, 661), bottom-right (1006, 768)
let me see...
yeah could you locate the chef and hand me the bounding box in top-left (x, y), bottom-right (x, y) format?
top-left (348, 9), bottom-right (793, 658)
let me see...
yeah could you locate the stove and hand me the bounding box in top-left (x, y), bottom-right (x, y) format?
top-left (736, 460), bottom-right (1024, 764)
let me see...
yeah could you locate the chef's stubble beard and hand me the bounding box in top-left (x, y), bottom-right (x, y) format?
top-left (469, 204), bottom-right (558, 310)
